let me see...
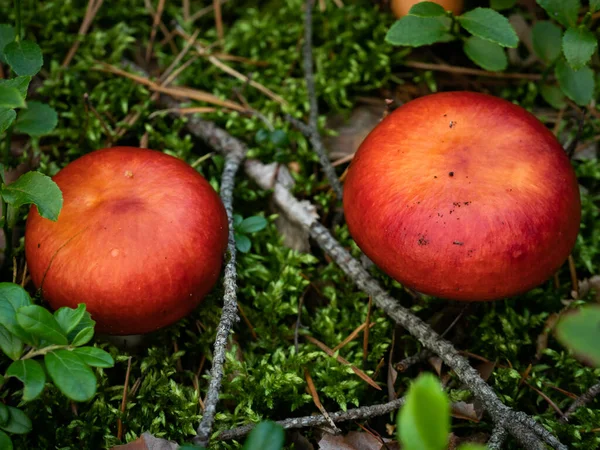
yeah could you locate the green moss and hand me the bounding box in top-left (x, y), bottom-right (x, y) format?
top-left (0, 0), bottom-right (599, 449)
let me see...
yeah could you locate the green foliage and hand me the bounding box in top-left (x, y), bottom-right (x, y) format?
top-left (457, 8), bottom-right (518, 47)
top-left (233, 214), bottom-right (268, 253)
top-left (555, 304), bottom-right (600, 367)
top-left (242, 421), bottom-right (284, 450)
top-left (463, 36), bottom-right (508, 71)
top-left (1, 170), bottom-right (63, 221)
top-left (397, 373), bottom-right (450, 450)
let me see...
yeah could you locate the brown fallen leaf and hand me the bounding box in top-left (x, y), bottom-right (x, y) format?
top-left (451, 401), bottom-right (484, 423)
top-left (318, 431), bottom-right (400, 450)
top-left (110, 432), bottom-right (179, 450)
top-left (475, 359), bottom-right (496, 382)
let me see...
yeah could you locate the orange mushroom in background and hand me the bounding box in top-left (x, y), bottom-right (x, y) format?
top-left (391, 0), bottom-right (464, 18)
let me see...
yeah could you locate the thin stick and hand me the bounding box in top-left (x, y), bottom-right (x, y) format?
top-left (62, 0), bottom-right (104, 68)
top-left (561, 381), bottom-right (600, 423)
top-left (192, 142), bottom-right (245, 447)
top-left (568, 254), bottom-right (579, 296)
top-left (217, 397), bottom-right (406, 441)
top-left (363, 296), bottom-right (372, 368)
top-left (213, 0), bottom-right (224, 42)
top-left (183, 0), bottom-right (190, 21)
top-left (403, 61), bottom-right (543, 80)
top-left (117, 357), bottom-right (133, 441)
top-left (304, 368), bottom-right (340, 432)
top-left (332, 322), bottom-right (374, 353)
top-left (145, 0), bottom-right (166, 62)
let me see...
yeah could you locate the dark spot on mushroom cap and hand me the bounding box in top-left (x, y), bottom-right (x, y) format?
top-left (449, 172), bottom-right (454, 177)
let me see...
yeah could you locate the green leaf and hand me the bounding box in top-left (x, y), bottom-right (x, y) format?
top-left (54, 304), bottom-right (87, 335)
top-left (242, 421), bottom-right (285, 450)
top-left (235, 233), bottom-right (252, 253)
top-left (0, 107), bottom-right (16, 134)
top-left (555, 304), bottom-right (600, 367)
top-left (238, 216), bottom-right (268, 234)
top-left (555, 58), bottom-right (595, 106)
top-left (1, 170), bottom-right (63, 221)
top-left (385, 15), bottom-right (452, 47)
top-left (540, 84), bottom-right (567, 109)
top-left (0, 283), bottom-right (33, 342)
top-left (397, 373), bottom-right (450, 450)
top-left (531, 21), bottom-right (562, 63)
top-left (255, 128), bottom-right (270, 144)
top-left (233, 214), bottom-right (243, 227)
top-left (66, 311), bottom-right (96, 342)
top-left (562, 26), bottom-right (598, 70)
top-left (490, 0), bottom-right (517, 10)
top-left (0, 403), bottom-right (9, 426)
top-left (45, 350), bottom-right (97, 401)
top-left (408, 1), bottom-right (446, 16)
top-left (70, 327), bottom-right (94, 346)
top-left (0, 162), bottom-right (4, 184)
top-left (591, 0), bottom-right (600, 13)
top-left (72, 347), bottom-right (114, 368)
top-left (14, 101), bottom-right (58, 136)
top-left (0, 324), bottom-right (23, 360)
top-left (0, 24), bottom-right (15, 64)
top-left (269, 129), bottom-right (289, 147)
top-left (457, 445), bottom-right (487, 450)
top-left (536, 0), bottom-right (580, 28)
top-left (179, 446), bottom-right (204, 450)
top-left (0, 87), bottom-right (25, 109)
top-left (0, 407), bottom-right (32, 435)
top-left (6, 359), bottom-right (46, 402)
top-left (4, 40), bottom-right (43, 76)
top-left (0, 431), bottom-right (12, 450)
top-left (0, 76), bottom-right (31, 99)
top-left (457, 8), bottom-right (518, 48)
top-left (16, 305), bottom-right (68, 345)
top-left (463, 36), bottom-right (508, 71)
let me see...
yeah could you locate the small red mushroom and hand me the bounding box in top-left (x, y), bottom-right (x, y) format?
top-left (25, 147), bottom-right (229, 334)
top-left (343, 91), bottom-right (581, 301)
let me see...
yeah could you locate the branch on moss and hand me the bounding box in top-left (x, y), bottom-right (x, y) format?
top-left (158, 96), bottom-right (568, 450)
top-left (191, 148), bottom-right (245, 447)
top-left (217, 398), bottom-right (405, 441)
top-left (487, 423), bottom-right (509, 450)
top-left (560, 380), bottom-right (600, 423)
top-left (285, 0), bottom-right (344, 200)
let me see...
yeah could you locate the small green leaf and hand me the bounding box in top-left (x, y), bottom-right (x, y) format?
top-left (540, 84), bottom-right (566, 109)
top-left (490, 0), bottom-right (517, 10)
top-left (233, 214), bottom-right (243, 227)
top-left (385, 15), bottom-right (452, 47)
top-left (0, 431), bottom-right (12, 450)
top-left (269, 129), bottom-right (289, 147)
top-left (1, 170), bottom-right (63, 221)
top-left (242, 421), bottom-right (285, 450)
top-left (0, 324), bottom-right (23, 360)
top-left (0, 407), bottom-right (32, 435)
top-left (235, 233), bottom-right (252, 253)
top-left (555, 304), bottom-right (600, 367)
top-left (54, 304), bottom-right (87, 335)
top-left (562, 26), bottom-right (598, 69)
top-left (179, 446), bottom-right (204, 450)
top-left (397, 373), bottom-right (450, 450)
top-left (555, 58), bottom-right (595, 106)
top-left (457, 8), bottom-right (518, 47)
top-left (72, 347), bottom-right (114, 368)
top-left (0, 283), bottom-right (33, 342)
top-left (536, 0), bottom-right (580, 28)
top-left (0, 24), bottom-right (15, 64)
top-left (0, 87), bottom-right (25, 109)
top-left (238, 216), bottom-right (268, 234)
top-left (66, 311), bottom-right (96, 342)
top-left (531, 21), bottom-right (562, 63)
top-left (408, 2), bottom-right (446, 16)
top-left (0, 107), bottom-right (16, 134)
top-left (45, 350), bottom-right (97, 401)
top-left (16, 305), bottom-right (68, 345)
top-left (0, 403), bottom-right (9, 426)
top-left (6, 359), bottom-right (46, 401)
top-left (463, 36), bottom-right (508, 71)
top-left (591, 0), bottom-right (600, 13)
top-left (457, 445), bottom-right (487, 450)
top-left (14, 101), bottom-right (58, 136)
top-left (255, 129), bottom-right (270, 144)
top-left (4, 40), bottom-right (43, 76)
top-left (0, 76), bottom-right (31, 99)
top-left (71, 327), bottom-right (94, 347)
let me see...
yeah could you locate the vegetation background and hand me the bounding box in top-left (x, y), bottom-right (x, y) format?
top-left (0, 0), bottom-right (599, 449)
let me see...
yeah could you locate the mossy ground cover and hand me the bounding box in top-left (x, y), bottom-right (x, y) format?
top-left (0, 1), bottom-right (599, 449)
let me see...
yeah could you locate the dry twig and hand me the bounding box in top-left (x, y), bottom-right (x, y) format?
top-left (561, 381), bottom-right (600, 423)
top-left (191, 140), bottom-right (246, 447)
top-left (62, 0), bottom-right (104, 68)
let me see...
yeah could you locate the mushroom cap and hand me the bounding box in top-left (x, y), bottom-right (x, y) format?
top-left (391, 0), bottom-right (464, 18)
top-left (343, 91), bottom-right (581, 301)
top-left (25, 147), bottom-right (228, 334)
